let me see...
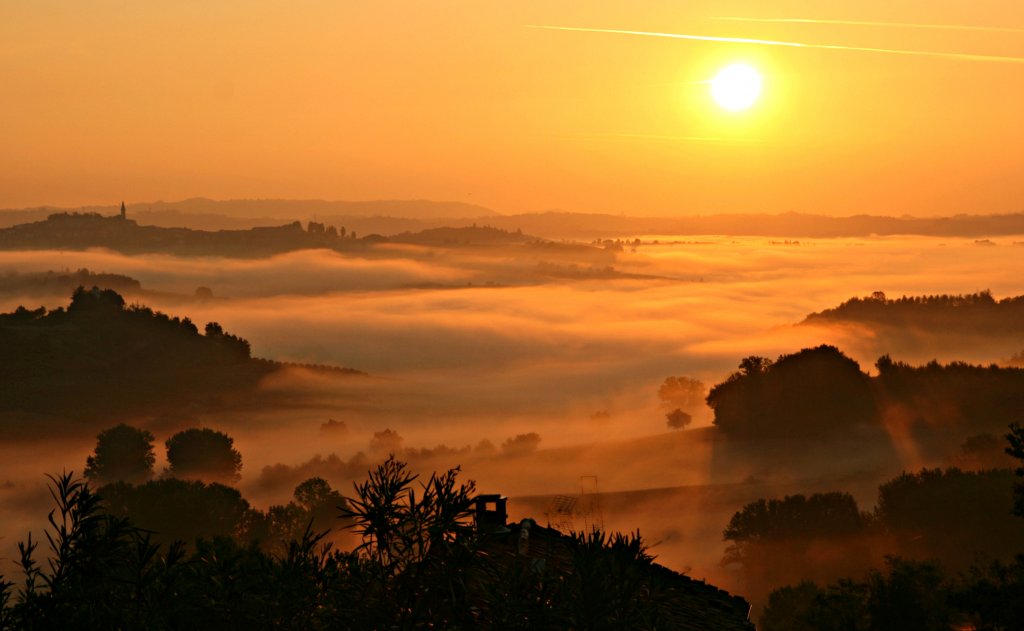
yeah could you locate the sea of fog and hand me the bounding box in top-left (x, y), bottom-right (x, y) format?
top-left (2, 234), bottom-right (1024, 593)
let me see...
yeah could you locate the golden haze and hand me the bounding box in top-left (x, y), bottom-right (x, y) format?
top-left (1, 1), bottom-right (1022, 214)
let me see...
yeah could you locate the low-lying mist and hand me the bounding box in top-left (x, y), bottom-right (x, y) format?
top-left (3, 233), bottom-right (1024, 606)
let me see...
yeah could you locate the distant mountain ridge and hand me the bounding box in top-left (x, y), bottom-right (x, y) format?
top-left (0, 198), bottom-right (500, 228)
top-left (5, 201), bottom-right (1024, 238)
top-left (0, 213), bottom-right (547, 257)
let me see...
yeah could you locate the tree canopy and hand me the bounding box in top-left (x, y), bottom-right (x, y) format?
top-left (84, 423), bottom-right (155, 485)
top-left (707, 345), bottom-right (875, 438)
top-left (165, 428), bottom-right (243, 483)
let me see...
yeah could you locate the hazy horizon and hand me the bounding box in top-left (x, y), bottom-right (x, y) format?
top-left (3, 2), bottom-right (1023, 627)
top-left (3, 2), bottom-right (1022, 216)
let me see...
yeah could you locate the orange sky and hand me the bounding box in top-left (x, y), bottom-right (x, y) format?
top-left (2, 1), bottom-right (1022, 216)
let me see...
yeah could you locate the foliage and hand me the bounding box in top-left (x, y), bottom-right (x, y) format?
top-left (367, 428), bottom-right (403, 455)
top-left (501, 432), bottom-right (541, 455)
top-left (724, 492), bottom-right (866, 545)
top-left (722, 492), bottom-right (870, 600)
top-left (657, 376), bottom-right (705, 411)
top-left (951, 554), bottom-right (1024, 628)
top-left (874, 468), bottom-right (1024, 566)
top-left (0, 289), bottom-right (274, 434)
top-left (804, 290), bottom-right (1024, 335)
top-left (1008, 423), bottom-right (1024, 516)
top-left (264, 477), bottom-right (349, 548)
top-left (707, 345), bottom-right (875, 438)
top-left (760, 557), bottom-right (951, 631)
top-left (874, 358), bottom-right (1024, 434)
top-left (665, 408), bottom-right (692, 430)
top-left (559, 530), bottom-right (666, 629)
top-left (165, 428), bottom-right (243, 483)
top-left (83, 423), bottom-right (156, 485)
top-left (0, 472), bottom-right (183, 630)
top-left (99, 478), bottom-right (257, 548)
top-left (759, 581), bottom-right (823, 631)
top-left (0, 461), bottom-right (722, 629)
top-left (705, 343), bottom-right (1024, 440)
top-left (735, 453), bottom-right (1024, 622)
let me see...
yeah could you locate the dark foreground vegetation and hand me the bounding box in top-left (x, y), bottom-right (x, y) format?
top-left (0, 457), bottom-right (753, 630)
top-left (723, 424), bottom-right (1024, 629)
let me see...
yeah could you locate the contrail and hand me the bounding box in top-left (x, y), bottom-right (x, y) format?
top-left (526, 25), bottom-right (1024, 64)
top-left (712, 16), bottom-right (1024, 34)
top-left (576, 132), bottom-right (767, 144)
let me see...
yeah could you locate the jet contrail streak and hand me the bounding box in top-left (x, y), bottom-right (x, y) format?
top-left (526, 25), bottom-right (1024, 64)
top-left (579, 132), bottom-right (767, 144)
top-left (712, 16), bottom-right (1024, 34)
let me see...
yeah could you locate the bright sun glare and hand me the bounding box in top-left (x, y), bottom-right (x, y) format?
top-left (711, 63), bottom-right (763, 112)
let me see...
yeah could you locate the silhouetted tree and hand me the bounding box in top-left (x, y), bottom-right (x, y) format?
top-left (724, 492), bottom-right (869, 601)
top-left (368, 428), bottom-right (403, 455)
top-left (725, 492), bottom-right (866, 546)
top-left (665, 408), bottom-right (692, 430)
top-left (658, 376), bottom-right (705, 411)
top-left (203, 321), bottom-right (251, 358)
top-left (867, 558), bottom-right (953, 631)
top-left (2, 462), bottom-right (737, 629)
top-left (84, 424), bottom-right (156, 485)
top-left (341, 457), bottom-right (477, 627)
top-left (294, 477), bottom-right (347, 532)
top-left (760, 579), bottom-right (870, 631)
top-left (874, 468), bottom-right (1024, 566)
top-left (1008, 423), bottom-right (1024, 516)
top-left (707, 345), bottom-right (875, 438)
top-left (759, 581), bottom-right (822, 631)
top-left (100, 478), bottom-right (255, 547)
top-left (500, 432), bottom-right (541, 456)
top-left (67, 285), bottom-right (125, 315)
top-left (952, 554), bottom-right (1024, 628)
top-left (165, 428), bottom-right (242, 483)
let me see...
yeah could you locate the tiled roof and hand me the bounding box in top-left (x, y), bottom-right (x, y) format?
top-left (478, 519), bottom-right (754, 630)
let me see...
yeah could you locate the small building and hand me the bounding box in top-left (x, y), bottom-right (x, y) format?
top-left (472, 497), bottom-right (755, 630)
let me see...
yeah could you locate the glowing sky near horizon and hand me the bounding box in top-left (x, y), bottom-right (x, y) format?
top-left (1, 1), bottom-right (1022, 216)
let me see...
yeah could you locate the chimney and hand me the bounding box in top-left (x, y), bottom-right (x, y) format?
top-left (474, 494), bottom-right (508, 532)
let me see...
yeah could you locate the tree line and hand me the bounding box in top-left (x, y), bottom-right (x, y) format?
top-left (706, 345), bottom-right (1024, 439)
top-left (0, 455), bottom-right (720, 629)
top-left (724, 424), bottom-right (1024, 629)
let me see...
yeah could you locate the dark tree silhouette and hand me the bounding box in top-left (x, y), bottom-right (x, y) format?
top-left (1008, 423), bottom-right (1024, 516)
top-left (707, 345), bottom-right (875, 438)
top-left (874, 468), bottom-right (1024, 567)
top-left (293, 477), bottom-right (347, 532)
top-left (165, 428), bottom-right (242, 483)
top-left (500, 432), bottom-right (541, 456)
top-left (369, 428), bottom-right (404, 455)
top-left (84, 424), bottom-right (156, 485)
top-left (67, 285), bottom-right (125, 315)
top-left (724, 492), bottom-right (866, 545)
top-left (1, 463), bottom-right (755, 629)
top-left (99, 478), bottom-right (255, 547)
top-left (658, 376), bottom-right (705, 411)
top-left (759, 558), bottom-right (955, 631)
top-left (665, 408), bottom-right (692, 430)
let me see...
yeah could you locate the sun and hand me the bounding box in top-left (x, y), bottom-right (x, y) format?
top-left (710, 63), bottom-right (763, 112)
